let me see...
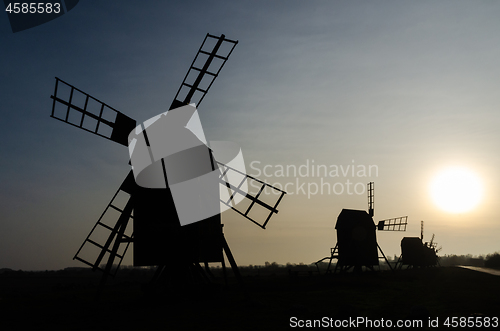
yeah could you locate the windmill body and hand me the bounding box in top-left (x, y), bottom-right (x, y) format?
top-left (335, 209), bottom-right (379, 269)
top-left (400, 237), bottom-right (425, 267)
top-left (128, 104), bottom-right (222, 266)
top-left (132, 187), bottom-right (223, 267)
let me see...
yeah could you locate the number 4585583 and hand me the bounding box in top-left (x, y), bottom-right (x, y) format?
top-left (5, 2), bottom-right (61, 14)
top-left (444, 316), bottom-right (499, 328)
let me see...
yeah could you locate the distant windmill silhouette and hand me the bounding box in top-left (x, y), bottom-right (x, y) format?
top-left (316, 182), bottom-right (407, 273)
top-left (397, 221), bottom-right (440, 269)
top-left (50, 33), bottom-right (286, 292)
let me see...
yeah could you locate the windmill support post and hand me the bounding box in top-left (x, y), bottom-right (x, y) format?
top-left (314, 244), bottom-right (339, 274)
top-left (204, 261), bottom-right (216, 281)
top-left (377, 243), bottom-right (394, 271)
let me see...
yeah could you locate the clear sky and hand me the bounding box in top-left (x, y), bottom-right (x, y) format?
top-left (1, 1), bottom-right (499, 270)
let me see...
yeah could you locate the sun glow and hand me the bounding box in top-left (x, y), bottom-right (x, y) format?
top-left (430, 167), bottom-right (483, 213)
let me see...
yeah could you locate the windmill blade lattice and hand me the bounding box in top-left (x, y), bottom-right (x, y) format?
top-left (50, 77), bottom-right (136, 146)
top-left (171, 33), bottom-right (238, 110)
top-left (73, 171), bottom-right (136, 278)
top-left (218, 161), bottom-right (286, 229)
top-left (377, 216), bottom-right (408, 231)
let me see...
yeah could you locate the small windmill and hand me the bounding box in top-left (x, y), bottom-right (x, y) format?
top-left (50, 34), bottom-right (286, 291)
top-left (316, 182), bottom-right (407, 273)
top-left (397, 221), bottom-right (440, 269)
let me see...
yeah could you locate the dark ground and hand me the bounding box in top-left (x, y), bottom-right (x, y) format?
top-left (0, 266), bottom-right (498, 330)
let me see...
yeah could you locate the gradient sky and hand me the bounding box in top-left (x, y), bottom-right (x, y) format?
top-left (1, 1), bottom-right (499, 270)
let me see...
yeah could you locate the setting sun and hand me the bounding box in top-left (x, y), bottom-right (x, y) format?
top-left (430, 167), bottom-right (483, 213)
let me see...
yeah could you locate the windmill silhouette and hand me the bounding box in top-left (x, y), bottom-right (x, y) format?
top-left (397, 221), bottom-right (441, 269)
top-left (50, 34), bottom-right (286, 291)
top-left (316, 182), bottom-right (407, 273)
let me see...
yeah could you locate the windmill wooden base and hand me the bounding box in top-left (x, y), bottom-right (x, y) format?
top-left (148, 233), bottom-right (244, 291)
top-left (315, 242), bottom-right (394, 274)
top-left (86, 215), bottom-right (246, 300)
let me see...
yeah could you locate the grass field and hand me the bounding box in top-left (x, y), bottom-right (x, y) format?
top-left (0, 266), bottom-right (498, 330)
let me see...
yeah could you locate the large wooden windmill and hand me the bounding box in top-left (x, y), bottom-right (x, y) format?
top-left (50, 33), bottom-right (286, 289)
top-left (316, 182), bottom-right (407, 273)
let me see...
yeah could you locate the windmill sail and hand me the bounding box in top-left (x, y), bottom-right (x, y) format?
top-left (218, 161), bottom-right (286, 229)
top-left (377, 216), bottom-right (408, 231)
top-left (73, 171), bottom-right (136, 277)
top-left (170, 33), bottom-right (238, 110)
top-left (50, 77), bottom-right (136, 146)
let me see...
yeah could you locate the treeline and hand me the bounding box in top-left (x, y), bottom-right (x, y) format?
top-left (484, 253), bottom-right (500, 268)
top-left (240, 253), bottom-right (500, 273)
top-left (439, 253), bottom-right (500, 268)
top-left (2, 253), bottom-right (499, 275)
